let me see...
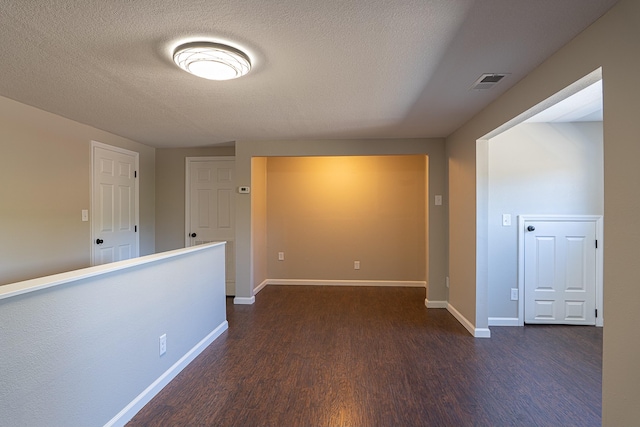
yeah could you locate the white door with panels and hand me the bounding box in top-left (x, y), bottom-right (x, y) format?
top-left (186, 157), bottom-right (236, 295)
top-left (92, 142), bottom-right (139, 266)
top-left (523, 219), bottom-right (598, 325)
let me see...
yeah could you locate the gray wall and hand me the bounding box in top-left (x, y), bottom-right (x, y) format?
top-left (487, 122), bottom-right (603, 319)
top-left (0, 244), bottom-right (227, 427)
top-left (0, 95), bottom-right (155, 286)
top-left (446, 0), bottom-right (640, 422)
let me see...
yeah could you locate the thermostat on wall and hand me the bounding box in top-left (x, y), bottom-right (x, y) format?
top-left (238, 186), bottom-right (251, 194)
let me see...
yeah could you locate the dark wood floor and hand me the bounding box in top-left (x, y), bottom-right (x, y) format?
top-left (128, 286), bottom-right (602, 427)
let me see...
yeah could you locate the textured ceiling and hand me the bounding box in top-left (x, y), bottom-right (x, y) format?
top-left (0, 0), bottom-right (618, 148)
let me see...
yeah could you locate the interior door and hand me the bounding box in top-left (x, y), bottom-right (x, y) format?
top-left (92, 142), bottom-right (139, 265)
top-left (524, 220), bottom-right (596, 324)
top-left (186, 157), bottom-right (235, 295)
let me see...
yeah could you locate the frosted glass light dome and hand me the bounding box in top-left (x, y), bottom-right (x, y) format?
top-left (173, 42), bottom-right (251, 80)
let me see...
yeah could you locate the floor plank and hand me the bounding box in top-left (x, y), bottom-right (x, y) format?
top-left (128, 286), bottom-right (602, 426)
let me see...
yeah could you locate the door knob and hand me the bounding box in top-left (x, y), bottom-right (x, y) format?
top-left (96, 238), bottom-right (104, 244)
top-left (190, 233), bottom-right (197, 238)
top-left (527, 225), bottom-right (535, 232)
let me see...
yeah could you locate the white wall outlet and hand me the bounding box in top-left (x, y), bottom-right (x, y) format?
top-left (81, 209), bottom-right (89, 222)
top-left (445, 276), bottom-right (450, 288)
top-left (502, 214), bottom-right (512, 226)
top-left (354, 260), bottom-right (360, 270)
top-left (435, 195), bottom-right (443, 206)
top-left (278, 252), bottom-right (285, 261)
top-left (510, 288), bottom-right (518, 301)
top-left (238, 186), bottom-right (250, 194)
top-left (159, 334), bottom-right (167, 356)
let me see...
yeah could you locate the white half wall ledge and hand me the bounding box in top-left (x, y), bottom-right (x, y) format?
top-left (447, 303), bottom-right (492, 338)
top-left (0, 242), bottom-right (227, 300)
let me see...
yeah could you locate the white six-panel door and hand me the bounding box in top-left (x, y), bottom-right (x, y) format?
top-left (91, 142), bottom-right (139, 266)
top-left (186, 157), bottom-right (235, 295)
top-left (524, 220), bottom-right (597, 325)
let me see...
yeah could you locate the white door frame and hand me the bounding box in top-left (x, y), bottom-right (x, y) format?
top-left (517, 214), bottom-right (603, 327)
top-left (90, 141), bottom-right (140, 265)
top-left (184, 156), bottom-right (236, 247)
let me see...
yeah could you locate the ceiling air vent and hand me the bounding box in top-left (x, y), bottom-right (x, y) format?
top-left (470, 73), bottom-right (508, 90)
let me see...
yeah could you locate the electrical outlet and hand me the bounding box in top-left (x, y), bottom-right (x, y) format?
top-left (510, 288), bottom-right (518, 301)
top-left (159, 334), bottom-right (167, 356)
top-left (278, 252), bottom-right (285, 261)
top-left (354, 261), bottom-right (360, 270)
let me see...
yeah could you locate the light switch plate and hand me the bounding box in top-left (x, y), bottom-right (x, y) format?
top-left (502, 214), bottom-right (511, 226)
top-left (435, 195), bottom-right (443, 206)
top-left (81, 210), bottom-right (89, 222)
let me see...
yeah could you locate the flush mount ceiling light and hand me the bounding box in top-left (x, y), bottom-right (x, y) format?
top-left (173, 42), bottom-right (251, 81)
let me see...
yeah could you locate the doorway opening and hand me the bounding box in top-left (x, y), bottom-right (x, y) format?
top-left (250, 155), bottom-right (430, 297)
top-left (476, 69), bottom-right (604, 328)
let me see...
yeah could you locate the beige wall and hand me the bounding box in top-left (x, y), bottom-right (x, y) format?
top-left (251, 157), bottom-right (268, 291)
top-left (0, 95), bottom-right (155, 286)
top-left (234, 138), bottom-right (448, 303)
top-left (446, 0), bottom-right (640, 423)
top-left (265, 155), bottom-right (426, 281)
top-left (155, 147), bottom-right (234, 252)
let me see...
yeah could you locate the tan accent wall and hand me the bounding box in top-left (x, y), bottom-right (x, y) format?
top-left (0, 95), bottom-right (155, 286)
top-left (266, 155), bottom-right (426, 281)
top-left (445, 0), bottom-right (640, 422)
top-left (155, 147), bottom-right (234, 252)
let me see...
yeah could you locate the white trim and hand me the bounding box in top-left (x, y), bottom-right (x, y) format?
top-left (91, 141), bottom-right (140, 266)
top-left (488, 317), bottom-right (520, 326)
top-left (425, 299), bottom-right (448, 308)
top-left (184, 156), bottom-right (236, 248)
top-left (517, 215), bottom-right (603, 327)
top-left (254, 279), bottom-right (269, 295)
top-left (103, 320), bottom-right (228, 427)
top-left (474, 328), bottom-right (491, 338)
top-left (234, 296), bottom-right (256, 305)
top-left (264, 279), bottom-right (427, 288)
top-left (447, 304), bottom-right (491, 338)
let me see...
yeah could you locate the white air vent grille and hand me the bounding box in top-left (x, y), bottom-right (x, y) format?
top-left (470, 73), bottom-right (509, 90)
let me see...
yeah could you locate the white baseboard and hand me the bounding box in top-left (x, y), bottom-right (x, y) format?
top-left (265, 279), bottom-right (426, 288)
top-left (425, 299), bottom-right (448, 308)
top-left (488, 317), bottom-right (519, 327)
top-left (447, 304), bottom-right (491, 338)
top-left (253, 280), bottom-right (269, 295)
top-left (233, 296), bottom-right (256, 305)
top-left (104, 320), bottom-right (229, 427)
top-left (474, 328), bottom-right (491, 338)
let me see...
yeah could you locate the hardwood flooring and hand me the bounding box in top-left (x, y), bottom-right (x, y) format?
top-left (127, 286), bottom-right (602, 426)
